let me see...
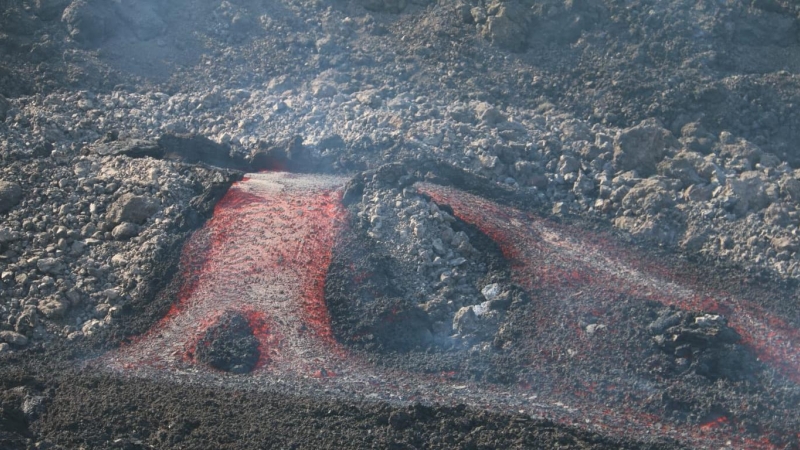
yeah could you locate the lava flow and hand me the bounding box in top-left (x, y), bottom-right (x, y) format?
top-left (99, 173), bottom-right (800, 450)
top-left (415, 182), bottom-right (800, 386)
top-left (105, 172), bottom-right (349, 377)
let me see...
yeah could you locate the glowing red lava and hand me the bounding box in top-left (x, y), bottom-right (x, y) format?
top-left (416, 182), bottom-right (800, 386)
top-left (107, 172), bottom-right (348, 376)
top-left (100, 174), bottom-right (799, 450)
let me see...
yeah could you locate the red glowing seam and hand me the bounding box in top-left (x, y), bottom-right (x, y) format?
top-left (700, 415), bottom-right (729, 430)
top-left (244, 310), bottom-right (280, 370)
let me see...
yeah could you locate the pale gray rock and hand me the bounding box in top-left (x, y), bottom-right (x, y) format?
top-left (38, 298), bottom-right (68, 318)
top-left (614, 120), bottom-right (679, 176)
top-left (0, 95), bottom-right (10, 121)
top-left (106, 194), bottom-right (158, 225)
top-left (621, 179), bottom-right (674, 215)
top-left (721, 171), bottom-right (772, 216)
top-left (62, 0), bottom-right (113, 45)
top-left (0, 330), bottom-right (29, 346)
top-left (0, 181), bottom-right (22, 214)
top-left (779, 176), bottom-right (800, 202)
top-left (474, 102), bottom-right (505, 126)
top-left (480, 3), bottom-right (529, 52)
top-left (111, 222), bottom-right (140, 240)
top-left (453, 306), bottom-right (478, 334)
top-left (36, 257), bottom-right (63, 275)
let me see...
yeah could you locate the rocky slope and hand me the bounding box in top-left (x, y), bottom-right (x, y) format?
top-left (0, 0), bottom-right (799, 448)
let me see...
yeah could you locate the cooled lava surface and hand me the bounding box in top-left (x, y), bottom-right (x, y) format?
top-left (100, 171), bottom-right (800, 449)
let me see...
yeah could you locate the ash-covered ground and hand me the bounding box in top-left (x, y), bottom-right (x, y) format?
top-left (1, 0), bottom-right (800, 448)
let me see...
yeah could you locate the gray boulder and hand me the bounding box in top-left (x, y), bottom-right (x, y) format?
top-left (720, 171), bottom-right (772, 216)
top-left (779, 176), bottom-right (800, 202)
top-left (36, 257), bottom-right (63, 275)
top-left (0, 181), bottom-right (22, 213)
top-left (614, 120), bottom-right (679, 176)
top-left (34, 0), bottom-right (71, 21)
top-left (453, 306), bottom-right (478, 335)
top-left (106, 193), bottom-right (158, 225)
top-left (111, 222), bottom-right (140, 240)
top-left (621, 178), bottom-right (674, 215)
top-left (771, 236), bottom-right (798, 253)
top-left (38, 298), bottom-right (69, 319)
top-left (0, 330), bottom-right (28, 346)
top-left (114, 2), bottom-right (164, 41)
top-left (478, 1), bottom-right (530, 52)
top-left (0, 95), bottom-right (10, 121)
top-left (657, 151), bottom-right (705, 187)
top-left (62, 0), bottom-right (114, 45)
top-left (360, 0), bottom-right (407, 13)
top-left (719, 139), bottom-right (763, 168)
top-left (474, 102), bottom-right (505, 126)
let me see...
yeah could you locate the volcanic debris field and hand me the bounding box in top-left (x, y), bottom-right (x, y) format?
top-left (2, 0), bottom-right (800, 449)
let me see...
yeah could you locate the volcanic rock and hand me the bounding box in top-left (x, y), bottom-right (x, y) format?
top-left (719, 138), bottom-right (763, 169)
top-left (649, 309), bottom-right (755, 381)
top-left (480, 1), bottom-right (529, 52)
top-left (763, 203), bottom-right (791, 227)
top-left (106, 193), bottom-right (158, 225)
top-left (111, 222), bottom-right (139, 240)
top-left (620, 178), bottom-right (674, 215)
top-left (481, 283), bottom-right (501, 302)
top-left (194, 311), bottom-right (260, 374)
top-left (0, 94), bottom-right (10, 121)
top-left (680, 122), bottom-right (716, 154)
top-left (557, 155), bottom-right (580, 175)
top-left (779, 176), bottom-right (800, 201)
top-left (453, 306), bottom-right (478, 334)
top-left (33, 0), bottom-right (71, 21)
top-left (249, 136), bottom-right (314, 172)
top-left (360, 0), bottom-right (407, 13)
top-left (657, 151), bottom-right (705, 187)
top-left (81, 319), bottom-right (104, 336)
top-left (613, 120), bottom-right (679, 176)
top-left (679, 225), bottom-right (709, 252)
top-left (720, 171), bottom-right (772, 217)
top-left (0, 331), bottom-right (28, 347)
top-left (474, 102), bottom-right (505, 126)
top-left (682, 184), bottom-right (713, 202)
top-left (37, 297), bottom-right (68, 319)
top-left (36, 257), bottom-right (63, 275)
top-left (0, 181), bottom-right (22, 214)
top-left (14, 307), bottom-right (37, 334)
top-left (62, 0), bottom-right (114, 45)
top-left (88, 138), bottom-right (162, 158)
top-left (114, 2), bottom-right (164, 41)
top-left (158, 133), bottom-right (242, 168)
top-left (771, 236), bottom-right (798, 253)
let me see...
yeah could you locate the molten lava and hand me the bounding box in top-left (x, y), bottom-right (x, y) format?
top-left (100, 174), bottom-right (799, 450)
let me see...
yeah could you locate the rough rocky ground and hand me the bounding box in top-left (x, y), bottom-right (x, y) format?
top-left (1, 0), bottom-right (799, 448)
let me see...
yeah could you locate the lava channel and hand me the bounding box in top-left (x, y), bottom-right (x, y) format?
top-left (97, 173), bottom-right (799, 450)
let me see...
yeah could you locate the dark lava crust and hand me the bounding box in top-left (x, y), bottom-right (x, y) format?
top-left (193, 311), bottom-right (260, 374)
top-left (1, 364), bottom-right (681, 450)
